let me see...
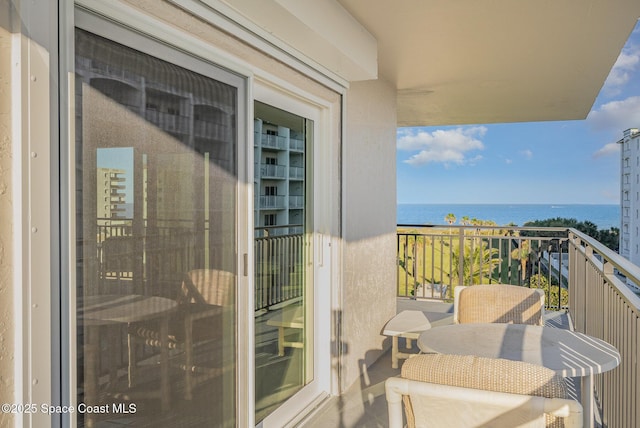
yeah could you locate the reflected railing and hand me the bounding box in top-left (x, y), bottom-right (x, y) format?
top-left (96, 218), bottom-right (202, 295)
top-left (254, 225), bottom-right (304, 311)
top-left (397, 224), bottom-right (640, 427)
top-left (259, 195), bottom-right (286, 209)
top-left (96, 220), bottom-right (304, 312)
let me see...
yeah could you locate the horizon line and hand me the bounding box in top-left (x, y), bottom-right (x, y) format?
top-left (397, 202), bottom-right (620, 205)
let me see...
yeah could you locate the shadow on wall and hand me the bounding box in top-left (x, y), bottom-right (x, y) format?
top-left (332, 309), bottom-right (348, 427)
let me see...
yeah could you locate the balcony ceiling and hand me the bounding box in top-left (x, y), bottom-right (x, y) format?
top-left (338, 0), bottom-right (640, 126)
top-left (221, 0), bottom-right (640, 126)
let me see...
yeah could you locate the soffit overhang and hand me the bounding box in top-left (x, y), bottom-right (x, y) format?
top-left (219, 0), bottom-right (640, 126)
top-left (340, 0), bottom-right (640, 126)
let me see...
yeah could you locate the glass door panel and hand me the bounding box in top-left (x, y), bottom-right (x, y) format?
top-left (75, 28), bottom-right (238, 427)
top-left (254, 102), bottom-right (313, 422)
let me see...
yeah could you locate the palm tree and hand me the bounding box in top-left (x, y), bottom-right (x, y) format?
top-left (511, 240), bottom-right (531, 282)
top-left (502, 222), bottom-right (518, 237)
top-left (445, 213), bottom-right (456, 225)
top-left (445, 213), bottom-right (456, 235)
top-left (451, 240), bottom-right (500, 286)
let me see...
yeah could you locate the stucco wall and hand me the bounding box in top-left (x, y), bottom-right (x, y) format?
top-left (342, 79), bottom-right (397, 391)
top-left (0, 14), bottom-right (14, 428)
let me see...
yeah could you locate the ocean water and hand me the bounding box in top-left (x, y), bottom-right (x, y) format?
top-left (397, 204), bottom-right (620, 230)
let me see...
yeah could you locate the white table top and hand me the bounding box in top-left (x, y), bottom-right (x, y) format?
top-left (383, 310), bottom-right (453, 338)
top-left (267, 305), bottom-right (305, 329)
top-left (81, 294), bottom-right (178, 325)
top-left (418, 323), bottom-right (620, 377)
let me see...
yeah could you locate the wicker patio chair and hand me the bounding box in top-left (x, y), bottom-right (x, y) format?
top-left (454, 284), bottom-right (545, 326)
top-left (128, 269), bottom-right (235, 400)
top-left (385, 353), bottom-right (582, 428)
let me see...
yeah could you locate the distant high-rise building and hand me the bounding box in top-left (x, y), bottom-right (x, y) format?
top-left (96, 167), bottom-right (127, 221)
top-left (254, 117), bottom-right (306, 236)
top-left (619, 128), bottom-right (640, 267)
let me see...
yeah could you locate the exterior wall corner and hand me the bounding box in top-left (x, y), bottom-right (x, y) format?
top-left (341, 77), bottom-right (397, 392)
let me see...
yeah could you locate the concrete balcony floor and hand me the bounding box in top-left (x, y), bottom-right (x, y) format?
top-left (302, 298), bottom-right (596, 428)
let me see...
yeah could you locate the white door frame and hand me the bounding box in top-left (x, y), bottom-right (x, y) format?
top-left (252, 79), bottom-right (334, 427)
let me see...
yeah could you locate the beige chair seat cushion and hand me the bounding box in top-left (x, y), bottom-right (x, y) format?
top-left (401, 354), bottom-right (568, 428)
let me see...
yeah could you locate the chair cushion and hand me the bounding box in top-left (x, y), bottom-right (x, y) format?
top-left (179, 269), bottom-right (235, 306)
top-left (458, 284), bottom-right (543, 325)
top-left (401, 354), bottom-right (568, 428)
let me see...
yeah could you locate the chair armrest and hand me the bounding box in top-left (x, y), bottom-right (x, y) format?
top-left (534, 288), bottom-right (546, 326)
top-left (385, 377), bottom-right (406, 428)
top-left (182, 304), bottom-right (225, 346)
top-left (385, 376), bottom-right (583, 428)
top-left (183, 304), bottom-right (223, 323)
top-left (543, 398), bottom-right (583, 428)
top-left (453, 285), bottom-right (467, 324)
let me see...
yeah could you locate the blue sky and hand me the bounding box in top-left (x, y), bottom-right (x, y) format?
top-left (397, 21), bottom-right (640, 205)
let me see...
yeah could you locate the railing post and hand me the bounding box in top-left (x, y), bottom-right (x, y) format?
top-left (412, 235), bottom-right (418, 295)
top-left (404, 236), bottom-right (409, 297)
top-left (396, 232), bottom-right (400, 298)
top-left (458, 227), bottom-right (465, 286)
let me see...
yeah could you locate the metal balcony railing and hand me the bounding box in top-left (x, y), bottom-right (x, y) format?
top-left (397, 225), bottom-right (570, 308)
top-left (260, 164), bottom-right (287, 179)
top-left (259, 195), bottom-right (286, 209)
top-left (397, 224), bottom-right (640, 427)
top-left (289, 195), bottom-right (304, 209)
top-left (289, 166), bottom-right (304, 180)
top-left (260, 134), bottom-right (287, 150)
top-left (568, 230), bottom-right (640, 428)
top-left (289, 138), bottom-right (304, 151)
top-left (254, 226), bottom-right (304, 311)
top-left (193, 120), bottom-right (231, 141)
top-left (144, 110), bottom-right (190, 134)
top-left (95, 220), bottom-right (304, 312)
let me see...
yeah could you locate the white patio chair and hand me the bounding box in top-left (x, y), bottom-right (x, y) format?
top-left (385, 353), bottom-right (582, 428)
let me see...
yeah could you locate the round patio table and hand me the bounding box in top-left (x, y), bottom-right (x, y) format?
top-left (417, 323), bottom-right (620, 428)
top-left (81, 295), bottom-right (177, 427)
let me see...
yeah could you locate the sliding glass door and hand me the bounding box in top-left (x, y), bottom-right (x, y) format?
top-left (74, 19), bottom-right (244, 427)
top-left (72, 9), bottom-right (332, 428)
top-left (253, 102), bottom-right (314, 423)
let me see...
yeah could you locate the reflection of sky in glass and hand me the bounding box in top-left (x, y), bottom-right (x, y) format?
top-left (97, 147), bottom-right (134, 203)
